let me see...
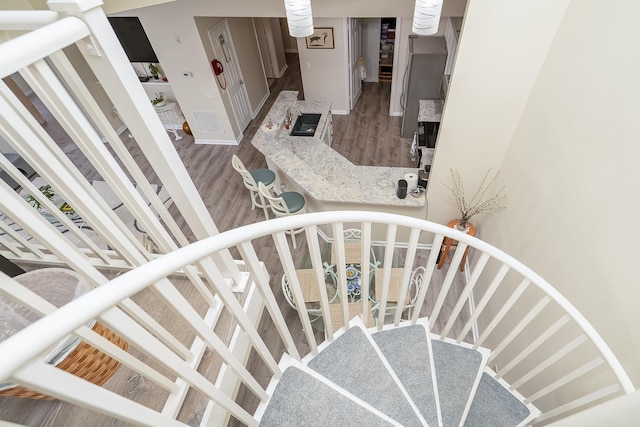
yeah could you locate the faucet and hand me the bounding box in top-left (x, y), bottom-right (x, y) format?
top-left (285, 107), bottom-right (302, 129)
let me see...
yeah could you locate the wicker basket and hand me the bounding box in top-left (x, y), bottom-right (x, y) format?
top-left (0, 322), bottom-right (128, 400)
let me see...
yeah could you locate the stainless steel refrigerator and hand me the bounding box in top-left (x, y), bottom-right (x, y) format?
top-left (400, 36), bottom-right (448, 138)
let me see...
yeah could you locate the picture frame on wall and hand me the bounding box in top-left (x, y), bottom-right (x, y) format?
top-left (305, 28), bottom-right (334, 49)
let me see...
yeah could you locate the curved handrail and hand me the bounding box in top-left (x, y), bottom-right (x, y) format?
top-left (0, 210), bottom-right (634, 396)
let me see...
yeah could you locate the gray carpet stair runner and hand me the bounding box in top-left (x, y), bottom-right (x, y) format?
top-left (372, 323), bottom-right (440, 427)
top-left (464, 372), bottom-right (531, 427)
top-left (259, 363), bottom-right (398, 426)
top-left (306, 325), bottom-right (426, 426)
top-left (258, 317), bottom-right (537, 426)
top-left (431, 339), bottom-right (486, 427)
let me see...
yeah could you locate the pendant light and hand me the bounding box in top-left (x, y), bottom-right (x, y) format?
top-left (284, 0), bottom-right (314, 38)
top-left (412, 0), bottom-right (443, 35)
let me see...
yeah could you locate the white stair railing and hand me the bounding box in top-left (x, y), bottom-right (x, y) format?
top-left (0, 2), bottom-right (244, 285)
top-left (0, 5), bottom-right (252, 420)
top-left (0, 211), bottom-right (633, 426)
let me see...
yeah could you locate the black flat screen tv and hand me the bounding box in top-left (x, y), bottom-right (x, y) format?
top-left (108, 17), bottom-right (158, 63)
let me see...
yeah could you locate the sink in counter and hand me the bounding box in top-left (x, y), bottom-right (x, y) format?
top-left (290, 113), bottom-right (321, 137)
top-left (252, 91), bottom-right (426, 212)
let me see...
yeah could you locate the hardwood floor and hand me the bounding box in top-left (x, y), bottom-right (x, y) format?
top-left (0, 53), bottom-right (468, 426)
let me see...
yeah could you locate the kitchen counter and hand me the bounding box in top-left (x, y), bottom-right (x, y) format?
top-left (252, 91), bottom-right (426, 209)
top-left (418, 99), bottom-right (444, 122)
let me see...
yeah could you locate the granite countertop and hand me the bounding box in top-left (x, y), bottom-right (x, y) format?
top-left (252, 91), bottom-right (425, 207)
top-left (418, 99), bottom-right (444, 122)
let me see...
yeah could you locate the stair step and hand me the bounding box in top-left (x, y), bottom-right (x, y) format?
top-left (431, 339), bottom-right (488, 427)
top-left (258, 360), bottom-right (400, 426)
top-left (306, 319), bottom-right (427, 426)
top-left (372, 321), bottom-right (441, 427)
top-left (465, 371), bottom-right (538, 427)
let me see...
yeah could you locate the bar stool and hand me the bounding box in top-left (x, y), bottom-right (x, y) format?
top-left (258, 182), bottom-right (306, 249)
top-left (231, 154), bottom-right (276, 219)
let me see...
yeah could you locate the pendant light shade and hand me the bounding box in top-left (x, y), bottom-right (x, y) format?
top-left (284, 0), bottom-right (314, 38)
top-left (412, 0), bottom-right (443, 35)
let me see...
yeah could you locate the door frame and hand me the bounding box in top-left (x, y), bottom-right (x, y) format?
top-left (388, 17), bottom-right (402, 117)
top-left (347, 17), bottom-right (363, 111)
top-left (254, 18), bottom-right (275, 79)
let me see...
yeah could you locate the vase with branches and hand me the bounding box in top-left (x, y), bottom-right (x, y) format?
top-left (443, 168), bottom-right (506, 231)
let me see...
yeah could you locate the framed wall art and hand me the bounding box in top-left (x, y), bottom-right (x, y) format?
top-left (306, 28), bottom-right (334, 49)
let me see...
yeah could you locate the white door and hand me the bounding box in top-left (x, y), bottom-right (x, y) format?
top-left (348, 18), bottom-right (362, 110)
top-left (208, 20), bottom-right (251, 132)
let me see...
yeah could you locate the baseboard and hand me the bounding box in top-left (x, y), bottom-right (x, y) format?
top-left (275, 63), bottom-right (288, 78)
top-left (194, 138), bottom-right (239, 145)
top-left (330, 109), bottom-right (349, 115)
top-left (115, 124), bottom-right (129, 136)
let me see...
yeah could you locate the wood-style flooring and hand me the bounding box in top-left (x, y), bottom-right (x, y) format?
top-left (0, 53), bottom-right (468, 427)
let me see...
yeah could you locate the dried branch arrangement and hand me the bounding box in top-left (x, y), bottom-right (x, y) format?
top-left (443, 168), bottom-right (506, 229)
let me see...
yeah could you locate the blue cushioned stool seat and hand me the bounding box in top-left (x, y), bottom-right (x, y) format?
top-left (280, 191), bottom-right (305, 213)
top-left (250, 168), bottom-right (276, 186)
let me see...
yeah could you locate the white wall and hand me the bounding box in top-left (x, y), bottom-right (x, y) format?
top-left (428, 0), bottom-right (640, 388)
top-left (297, 18), bottom-right (350, 113)
top-left (484, 0), bottom-right (640, 386)
top-left (425, 0), bottom-right (570, 224)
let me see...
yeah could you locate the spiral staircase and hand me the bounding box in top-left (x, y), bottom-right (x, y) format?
top-left (257, 317), bottom-right (537, 427)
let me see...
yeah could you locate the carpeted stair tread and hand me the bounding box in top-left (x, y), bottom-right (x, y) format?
top-left (464, 372), bottom-right (530, 427)
top-left (259, 366), bottom-right (396, 426)
top-left (432, 340), bottom-right (483, 427)
top-left (307, 326), bottom-right (424, 426)
top-left (372, 325), bottom-right (439, 427)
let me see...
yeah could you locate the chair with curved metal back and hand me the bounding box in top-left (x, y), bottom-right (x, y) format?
top-left (231, 154), bottom-right (276, 219)
top-left (373, 266), bottom-right (425, 324)
top-left (281, 268), bottom-right (338, 323)
top-left (258, 182), bottom-right (306, 249)
top-left (329, 228), bottom-right (381, 267)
